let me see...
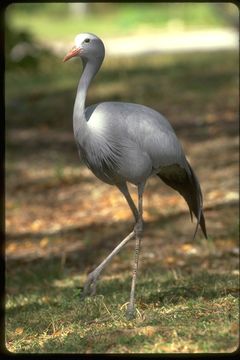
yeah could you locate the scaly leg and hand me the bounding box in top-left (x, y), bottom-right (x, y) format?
top-left (82, 183), bottom-right (139, 297)
top-left (82, 230), bottom-right (135, 297)
top-left (82, 181), bottom-right (144, 318)
top-left (126, 182), bottom-right (144, 319)
top-left (117, 183), bottom-right (139, 222)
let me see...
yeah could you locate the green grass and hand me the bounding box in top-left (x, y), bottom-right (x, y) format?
top-left (5, 3), bottom-right (227, 42)
top-left (5, 257), bottom-right (239, 353)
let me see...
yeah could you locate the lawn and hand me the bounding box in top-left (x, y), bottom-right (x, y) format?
top-left (5, 3), bottom-right (228, 43)
top-left (5, 33), bottom-right (239, 353)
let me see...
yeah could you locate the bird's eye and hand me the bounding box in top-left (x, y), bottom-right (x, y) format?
top-left (84, 38), bottom-right (90, 43)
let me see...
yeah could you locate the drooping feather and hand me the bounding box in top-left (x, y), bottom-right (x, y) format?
top-left (157, 161), bottom-right (207, 239)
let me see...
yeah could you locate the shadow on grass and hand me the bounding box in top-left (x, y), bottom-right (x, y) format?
top-left (141, 272), bottom-right (239, 304)
top-left (6, 200), bottom-right (238, 304)
top-left (6, 265), bottom-right (238, 326)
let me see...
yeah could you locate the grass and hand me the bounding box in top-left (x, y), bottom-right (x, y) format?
top-left (5, 257), bottom-right (239, 353)
top-left (5, 3), bottom-right (228, 42)
top-left (5, 35), bottom-right (239, 353)
top-left (5, 51), bottom-right (238, 131)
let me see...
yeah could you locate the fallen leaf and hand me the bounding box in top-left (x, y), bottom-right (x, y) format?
top-left (31, 219), bottom-right (43, 231)
top-left (40, 237), bottom-right (49, 248)
top-left (180, 243), bottom-right (198, 255)
top-left (165, 256), bottom-right (175, 265)
top-left (6, 243), bottom-right (17, 253)
top-left (224, 191), bottom-right (239, 201)
top-left (139, 326), bottom-right (157, 336)
top-left (230, 322), bottom-right (239, 335)
top-left (15, 327), bottom-right (24, 335)
top-left (52, 329), bottom-right (62, 337)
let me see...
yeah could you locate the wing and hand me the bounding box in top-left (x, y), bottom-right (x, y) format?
top-left (87, 102), bottom-right (189, 171)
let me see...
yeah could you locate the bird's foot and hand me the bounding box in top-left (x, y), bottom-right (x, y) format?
top-left (125, 304), bottom-right (136, 320)
top-left (80, 272), bottom-right (99, 299)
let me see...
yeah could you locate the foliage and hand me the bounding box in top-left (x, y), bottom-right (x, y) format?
top-left (5, 3), bottom-right (228, 43)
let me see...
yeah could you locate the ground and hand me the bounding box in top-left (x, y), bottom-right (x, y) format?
top-left (5, 49), bottom-right (239, 353)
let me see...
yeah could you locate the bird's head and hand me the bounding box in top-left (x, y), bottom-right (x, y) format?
top-left (63, 33), bottom-right (105, 63)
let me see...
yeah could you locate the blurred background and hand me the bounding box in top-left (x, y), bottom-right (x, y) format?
top-left (5, 3), bottom-right (239, 353)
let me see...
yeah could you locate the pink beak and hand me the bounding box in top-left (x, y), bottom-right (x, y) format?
top-left (63, 46), bottom-right (81, 62)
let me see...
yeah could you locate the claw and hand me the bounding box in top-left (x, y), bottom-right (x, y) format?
top-left (126, 304), bottom-right (136, 320)
top-left (81, 272), bottom-right (99, 299)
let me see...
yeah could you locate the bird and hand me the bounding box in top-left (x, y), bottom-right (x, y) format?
top-left (63, 32), bottom-right (207, 319)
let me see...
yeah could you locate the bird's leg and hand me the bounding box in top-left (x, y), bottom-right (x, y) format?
top-left (117, 183), bottom-right (139, 223)
top-left (82, 183), bottom-right (138, 299)
top-left (126, 183), bottom-right (144, 319)
top-left (82, 230), bottom-right (135, 298)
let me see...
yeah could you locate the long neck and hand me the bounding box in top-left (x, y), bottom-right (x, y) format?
top-left (73, 57), bottom-right (102, 137)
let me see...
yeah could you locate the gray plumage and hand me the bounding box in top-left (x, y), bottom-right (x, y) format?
top-left (64, 33), bottom-right (207, 318)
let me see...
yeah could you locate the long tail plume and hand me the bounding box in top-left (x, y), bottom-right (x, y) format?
top-left (157, 161), bottom-right (207, 240)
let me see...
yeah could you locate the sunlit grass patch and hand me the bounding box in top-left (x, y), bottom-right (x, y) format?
top-left (5, 239), bottom-right (239, 353)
